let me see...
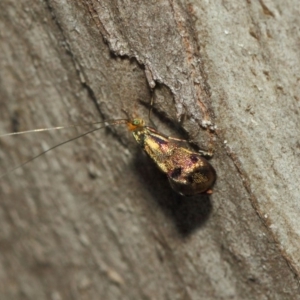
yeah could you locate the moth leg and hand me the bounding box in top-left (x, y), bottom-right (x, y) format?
top-left (168, 135), bottom-right (214, 158)
top-left (147, 91), bottom-right (158, 126)
top-left (167, 136), bottom-right (189, 143)
top-left (198, 149), bottom-right (214, 158)
top-left (149, 95), bottom-right (154, 121)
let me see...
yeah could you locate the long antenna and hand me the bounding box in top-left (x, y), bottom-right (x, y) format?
top-left (0, 119), bottom-right (127, 138)
top-left (0, 119), bottom-right (128, 178)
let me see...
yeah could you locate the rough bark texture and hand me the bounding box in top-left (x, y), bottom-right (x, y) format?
top-left (0, 1), bottom-right (299, 299)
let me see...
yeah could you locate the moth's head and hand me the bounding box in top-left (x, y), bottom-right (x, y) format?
top-left (127, 118), bottom-right (145, 131)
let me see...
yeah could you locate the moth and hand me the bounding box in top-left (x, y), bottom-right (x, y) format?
top-left (127, 117), bottom-right (216, 196)
top-left (0, 114), bottom-right (216, 196)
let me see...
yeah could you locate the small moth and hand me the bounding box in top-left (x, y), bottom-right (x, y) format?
top-left (127, 117), bottom-right (216, 196)
top-left (0, 114), bottom-right (216, 196)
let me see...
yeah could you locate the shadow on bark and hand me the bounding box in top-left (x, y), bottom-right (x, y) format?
top-left (132, 151), bottom-right (212, 237)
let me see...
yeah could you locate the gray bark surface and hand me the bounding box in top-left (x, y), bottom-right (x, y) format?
top-left (0, 1), bottom-right (299, 299)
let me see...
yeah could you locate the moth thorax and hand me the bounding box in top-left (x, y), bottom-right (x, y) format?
top-left (131, 129), bottom-right (147, 148)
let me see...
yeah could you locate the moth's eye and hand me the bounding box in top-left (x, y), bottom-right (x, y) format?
top-left (133, 119), bottom-right (140, 126)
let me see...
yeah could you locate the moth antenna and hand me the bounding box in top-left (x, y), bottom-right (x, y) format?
top-left (0, 119), bottom-right (128, 178)
top-left (0, 119), bottom-right (128, 138)
top-left (148, 96), bottom-right (154, 122)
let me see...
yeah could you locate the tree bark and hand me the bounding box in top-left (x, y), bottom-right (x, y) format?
top-left (0, 0), bottom-right (299, 299)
